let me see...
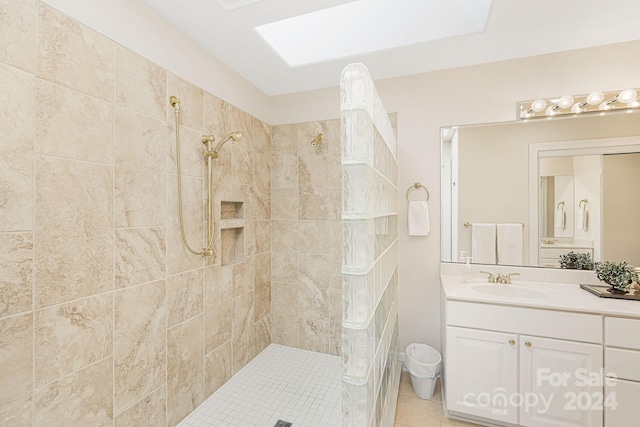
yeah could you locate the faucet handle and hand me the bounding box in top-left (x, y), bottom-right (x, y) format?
top-left (480, 271), bottom-right (496, 283)
top-left (505, 273), bottom-right (520, 284)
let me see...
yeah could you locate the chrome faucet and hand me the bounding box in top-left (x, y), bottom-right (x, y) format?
top-left (496, 273), bottom-right (520, 284)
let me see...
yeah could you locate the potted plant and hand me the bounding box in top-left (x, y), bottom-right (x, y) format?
top-left (595, 261), bottom-right (639, 294)
top-left (559, 252), bottom-right (594, 270)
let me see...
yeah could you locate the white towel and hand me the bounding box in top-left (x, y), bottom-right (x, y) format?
top-left (554, 209), bottom-right (565, 230)
top-left (471, 223), bottom-right (496, 264)
top-left (578, 206), bottom-right (588, 231)
top-left (408, 201), bottom-right (430, 236)
top-left (497, 223), bottom-right (523, 266)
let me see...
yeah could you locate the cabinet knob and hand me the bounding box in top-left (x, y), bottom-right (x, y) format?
top-left (509, 339), bottom-right (516, 345)
top-left (525, 341), bottom-right (532, 347)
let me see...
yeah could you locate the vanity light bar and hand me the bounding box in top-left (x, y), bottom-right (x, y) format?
top-left (518, 88), bottom-right (640, 120)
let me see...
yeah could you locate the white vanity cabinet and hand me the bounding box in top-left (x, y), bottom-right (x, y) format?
top-left (446, 327), bottom-right (519, 424)
top-left (445, 301), bottom-right (604, 427)
top-left (603, 317), bottom-right (640, 426)
top-left (519, 336), bottom-right (603, 427)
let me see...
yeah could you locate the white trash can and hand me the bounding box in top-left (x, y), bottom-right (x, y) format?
top-left (406, 343), bottom-right (441, 400)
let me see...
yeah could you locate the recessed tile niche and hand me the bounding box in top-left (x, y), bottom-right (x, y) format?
top-left (220, 201), bottom-right (244, 266)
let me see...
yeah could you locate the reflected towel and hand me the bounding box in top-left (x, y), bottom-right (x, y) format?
top-left (408, 201), bottom-right (430, 236)
top-left (471, 223), bottom-right (496, 264)
top-left (497, 223), bottom-right (523, 266)
top-left (554, 209), bottom-right (565, 230)
top-left (578, 206), bottom-right (588, 231)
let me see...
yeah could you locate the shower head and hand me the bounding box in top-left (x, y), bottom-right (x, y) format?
top-left (213, 131), bottom-right (244, 154)
top-left (311, 133), bottom-right (325, 147)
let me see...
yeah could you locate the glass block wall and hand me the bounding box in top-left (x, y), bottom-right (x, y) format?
top-left (341, 63), bottom-right (401, 427)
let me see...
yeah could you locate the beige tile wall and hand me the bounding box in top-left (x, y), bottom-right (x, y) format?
top-left (0, 2), bottom-right (271, 425)
top-left (271, 121), bottom-right (343, 356)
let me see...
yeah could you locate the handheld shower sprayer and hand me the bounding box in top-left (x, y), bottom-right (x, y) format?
top-left (213, 131), bottom-right (243, 154)
top-left (201, 131), bottom-right (243, 159)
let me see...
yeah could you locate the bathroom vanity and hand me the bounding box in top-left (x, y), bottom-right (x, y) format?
top-left (440, 267), bottom-right (640, 427)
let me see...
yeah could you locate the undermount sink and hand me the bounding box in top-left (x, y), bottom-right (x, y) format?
top-left (470, 284), bottom-right (549, 299)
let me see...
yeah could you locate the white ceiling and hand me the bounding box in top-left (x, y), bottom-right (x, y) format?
top-left (144, 0), bottom-right (640, 96)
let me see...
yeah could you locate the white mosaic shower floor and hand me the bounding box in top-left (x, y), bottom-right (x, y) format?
top-left (179, 344), bottom-right (342, 427)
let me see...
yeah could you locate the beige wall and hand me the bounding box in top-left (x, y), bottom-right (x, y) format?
top-left (457, 125), bottom-right (531, 263)
top-left (0, 2), bottom-right (271, 425)
top-left (41, 0), bottom-right (273, 123)
top-left (271, 40), bottom-right (640, 354)
top-left (270, 120), bottom-right (343, 356)
top-left (603, 153), bottom-right (640, 266)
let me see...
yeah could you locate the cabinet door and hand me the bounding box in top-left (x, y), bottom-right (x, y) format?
top-left (605, 378), bottom-right (640, 427)
top-left (446, 327), bottom-right (518, 424)
top-left (520, 336), bottom-right (603, 427)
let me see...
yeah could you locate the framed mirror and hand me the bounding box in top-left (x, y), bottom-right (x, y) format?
top-left (441, 110), bottom-right (640, 269)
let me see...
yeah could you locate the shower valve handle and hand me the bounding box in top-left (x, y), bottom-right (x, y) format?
top-left (201, 134), bottom-right (215, 145)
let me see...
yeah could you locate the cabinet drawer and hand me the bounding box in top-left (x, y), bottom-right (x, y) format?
top-left (605, 379), bottom-right (640, 427)
top-left (447, 301), bottom-right (602, 343)
top-left (605, 317), bottom-right (640, 350)
top-left (605, 348), bottom-right (640, 382)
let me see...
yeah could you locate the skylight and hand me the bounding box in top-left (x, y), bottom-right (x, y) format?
top-left (255, 0), bottom-right (493, 66)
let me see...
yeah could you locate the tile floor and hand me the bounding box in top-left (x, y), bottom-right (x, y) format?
top-left (394, 373), bottom-right (481, 427)
top-left (179, 344), bottom-right (342, 427)
top-left (180, 343), bottom-right (480, 427)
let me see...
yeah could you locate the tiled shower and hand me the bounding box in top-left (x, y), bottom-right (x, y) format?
top-left (1, 2), bottom-right (271, 425)
top-left (1, 2), bottom-right (399, 426)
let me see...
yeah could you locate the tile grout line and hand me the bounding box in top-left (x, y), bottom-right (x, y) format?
top-left (32, 3), bottom-right (38, 424)
top-left (111, 40), bottom-right (116, 427)
top-left (164, 71), bottom-right (170, 427)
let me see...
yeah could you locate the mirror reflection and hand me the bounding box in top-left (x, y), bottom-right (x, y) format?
top-left (441, 111), bottom-right (640, 269)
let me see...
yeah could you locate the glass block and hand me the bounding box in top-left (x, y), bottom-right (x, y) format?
top-left (342, 110), bottom-right (374, 165)
top-left (342, 219), bottom-right (375, 273)
top-left (343, 164), bottom-right (374, 217)
top-left (375, 378), bottom-right (383, 427)
top-left (340, 63), bottom-right (374, 115)
top-left (342, 321), bottom-right (375, 384)
top-left (343, 376), bottom-right (373, 427)
top-left (341, 62), bottom-right (398, 427)
top-left (343, 269), bottom-right (375, 329)
top-left (372, 128), bottom-right (398, 186)
top-left (374, 215), bottom-right (397, 259)
top-left (373, 116), bottom-right (396, 160)
top-left (381, 243), bottom-right (398, 294)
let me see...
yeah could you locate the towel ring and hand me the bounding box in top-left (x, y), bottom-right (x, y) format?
top-left (557, 201), bottom-right (565, 210)
top-left (579, 199), bottom-right (588, 208)
top-left (406, 182), bottom-right (429, 202)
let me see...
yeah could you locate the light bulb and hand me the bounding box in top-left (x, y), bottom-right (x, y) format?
top-left (619, 89), bottom-right (638, 104)
top-left (545, 106), bottom-right (556, 116)
top-left (599, 101), bottom-right (613, 111)
top-left (571, 103), bottom-right (583, 113)
top-left (586, 91), bottom-right (604, 105)
top-left (557, 95), bottom-right (574, 109)
top-left (572, 91), bottom-right (605, 113)
top-left (530, 99), bottom-right (546, 112)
